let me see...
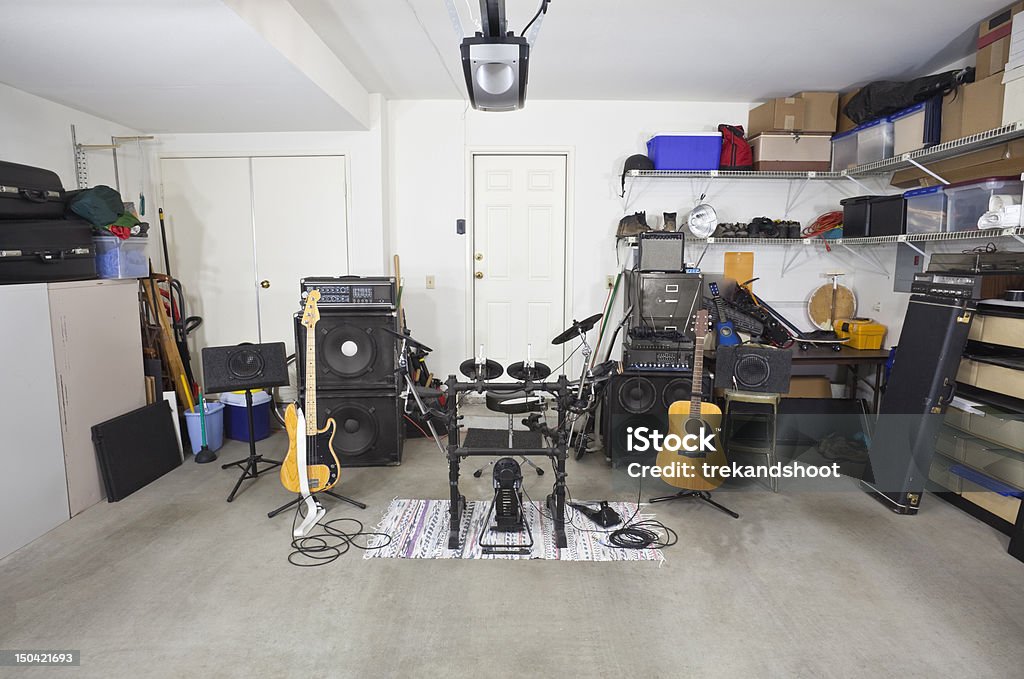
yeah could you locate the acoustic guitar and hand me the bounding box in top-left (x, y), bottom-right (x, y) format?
top-left (654, 309), bottom-right (728, 491)
top-left (280, 290), bottom-right (341, 495)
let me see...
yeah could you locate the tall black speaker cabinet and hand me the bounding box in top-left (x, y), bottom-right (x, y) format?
top-left (601, 371), bottom-right (711, 466)
top-left (862, 293), bottom-right (976, 514)
top-left (294, 303), bottom-right (403, 467)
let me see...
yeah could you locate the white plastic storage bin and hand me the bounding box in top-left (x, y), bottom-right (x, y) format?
top-left (92, 236), bottom-right (148, 278)
top-left (855, 119), bottom-right (895, 166)
top-left (830, 128), bottom-right (858, 171)
top-left (903, 186), bottom-right (947, 234)
top-left (944, 176), bottom-right (1024, 231)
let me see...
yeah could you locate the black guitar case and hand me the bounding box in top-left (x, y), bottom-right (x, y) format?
top-left (0, 160), bottom-right (66, 220)
top-left (0, 218), bottom-right (97, 283)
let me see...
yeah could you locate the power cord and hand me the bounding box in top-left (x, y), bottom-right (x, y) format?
top-left (523, 471), bottom-right (678, 550)
top-left (288, 501), bottom-right (393, 567)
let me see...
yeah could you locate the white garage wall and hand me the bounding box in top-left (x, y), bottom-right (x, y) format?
top-left (152, 94), bottom-right (389, 275)
top-left (0, 82), bottom-right (154, 252)
top-left (388, 99), bottom-right (907, 379)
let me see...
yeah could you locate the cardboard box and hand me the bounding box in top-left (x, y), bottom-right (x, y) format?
top-left (747, 97), bottom-right (806, 137)
top-left (976, 2), bottom-right (1024, 79)
top-left (890, 139), bottom-right (1024, 188)
top-left (940, 89), bottom-right (965, 142)
top-left (837, 89), bottom-right (861, 133)
top-left (961, 480), bottom-right (1022, 523)
top-left (964, 73), bottom-right (1006, 135)
top-left (978, 35), bottom-right (1012, 80)
top-left (794, 91), bottom-right (840, 133)
top-left (979, 2), bottom-right (1024, 42)
top-left (784, 376), bottom-right (832, 399)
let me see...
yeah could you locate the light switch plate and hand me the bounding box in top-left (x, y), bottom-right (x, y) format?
top-left (425, 275), bottom-right (436, 290)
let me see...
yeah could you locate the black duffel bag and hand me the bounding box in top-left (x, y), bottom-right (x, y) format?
top-left (844, 67), bottom-right (975, 126)
top-left (0, 160), bottom-right (66, 220)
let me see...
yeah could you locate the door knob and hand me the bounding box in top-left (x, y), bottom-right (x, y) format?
top-left (260, 280), bottom-right (271, 289)
top-left (475, 271), bottom-right (484, 279)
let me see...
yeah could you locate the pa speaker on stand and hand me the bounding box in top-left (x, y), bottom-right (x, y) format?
top-left (201, 342), bottom-right (289, 502)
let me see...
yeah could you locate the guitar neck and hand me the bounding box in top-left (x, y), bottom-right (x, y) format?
top-left (690, 342), bottom-right (704, 418)
top-left (305, 325), bottom-right (317, 435)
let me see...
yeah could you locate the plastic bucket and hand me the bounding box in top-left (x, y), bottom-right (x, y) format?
top-left (184, 402), bottom-right (225, 455)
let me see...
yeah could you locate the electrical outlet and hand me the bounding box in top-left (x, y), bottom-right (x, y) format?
top-left (425, 275), bottom-right (436, 290)
top-left (872, 302), bottom-right (881, 313)
top-left (606, 275), bottom-right (615, 289)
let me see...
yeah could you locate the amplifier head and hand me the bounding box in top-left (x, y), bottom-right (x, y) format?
top-left (300, 276), bottom-right (396, 309)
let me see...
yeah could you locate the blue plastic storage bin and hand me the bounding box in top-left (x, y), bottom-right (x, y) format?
top-left (184, 402), bottom-right (225, 455)
top-left (220, 391), bottom-right (271, 442)
top-left (92, 235), bottom-right (149, 278)
top-left (646, 133), bottom-right (722, 171)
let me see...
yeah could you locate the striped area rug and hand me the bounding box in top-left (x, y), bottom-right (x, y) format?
top-left (365, 498), bottom-right (664, 562)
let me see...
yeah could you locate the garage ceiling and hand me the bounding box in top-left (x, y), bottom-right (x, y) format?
top-left (0, 0), bottom-right (1008, 132)
top-left (0, 0), bottom-right (367, 132)
top-left (293, 0), bottom-right (1004, 101)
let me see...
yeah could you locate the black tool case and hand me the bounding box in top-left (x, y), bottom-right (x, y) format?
top-left (0, 218), bottom-right (96, 283)
top-left (0, 160), bottom-right (66, 220)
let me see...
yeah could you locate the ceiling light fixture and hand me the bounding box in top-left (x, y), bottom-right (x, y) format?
top-left (448, 0), bottom-right (551, 112)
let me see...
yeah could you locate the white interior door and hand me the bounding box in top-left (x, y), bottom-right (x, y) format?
top-left (473, 155), bottom-right (567, 376)
top-left (160, 157), bottom-right (258, 370)
top-left (251, 155), bottom-right (348, 348)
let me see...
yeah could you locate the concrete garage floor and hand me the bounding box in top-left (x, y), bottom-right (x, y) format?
top-left (2, 429), bottom-right (1023, 679)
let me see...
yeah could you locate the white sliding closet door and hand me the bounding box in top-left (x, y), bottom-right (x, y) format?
top-left (160, 155), bottom-right (348, 378)
top-left (251, 156), bottom-right (348, 346)
top-left (161, 157), bottom-right (258, 371)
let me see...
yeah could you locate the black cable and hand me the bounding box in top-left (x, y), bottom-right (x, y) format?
top-left (549, 340), bottom-right (583, 375)
top-left (522, 469), bottom-right (677, 550)
top-left (520, 0), bottom-right (550, 36)
top-left (288, 500), bottom-right (393, 567)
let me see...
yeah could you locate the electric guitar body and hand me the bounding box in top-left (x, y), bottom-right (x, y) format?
top-left (280, 402), bottom-right (340, 494)
top-left (279, 290), bottom-right (341, 495)
top-left (654, 309), bottom-right (728, 491)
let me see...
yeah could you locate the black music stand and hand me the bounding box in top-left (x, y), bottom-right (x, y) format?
top-left (220, 389), bottom-right (283, 502)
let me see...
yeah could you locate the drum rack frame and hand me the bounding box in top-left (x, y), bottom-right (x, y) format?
top-left (443, 375), bottom-right (574, 550)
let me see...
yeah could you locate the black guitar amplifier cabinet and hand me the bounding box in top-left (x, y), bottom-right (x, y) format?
top-left (862, 294), bottom-right (976, 514)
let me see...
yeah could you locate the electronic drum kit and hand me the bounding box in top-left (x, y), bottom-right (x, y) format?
top-left (454, 311), bottom-right (614, 460)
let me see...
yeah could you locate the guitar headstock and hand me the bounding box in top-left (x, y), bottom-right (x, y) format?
top-left (709, 281), bottom-right (720, 297)
top-left (694, 308), bottom-right (710, 339)
top-left (301, 289), bottom-right (321, 329)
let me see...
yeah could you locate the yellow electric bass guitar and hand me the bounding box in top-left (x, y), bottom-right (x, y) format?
top-left (654, 309), bottom-right (728, 491)
top-left (280, 290), bottom-right (341, 494)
